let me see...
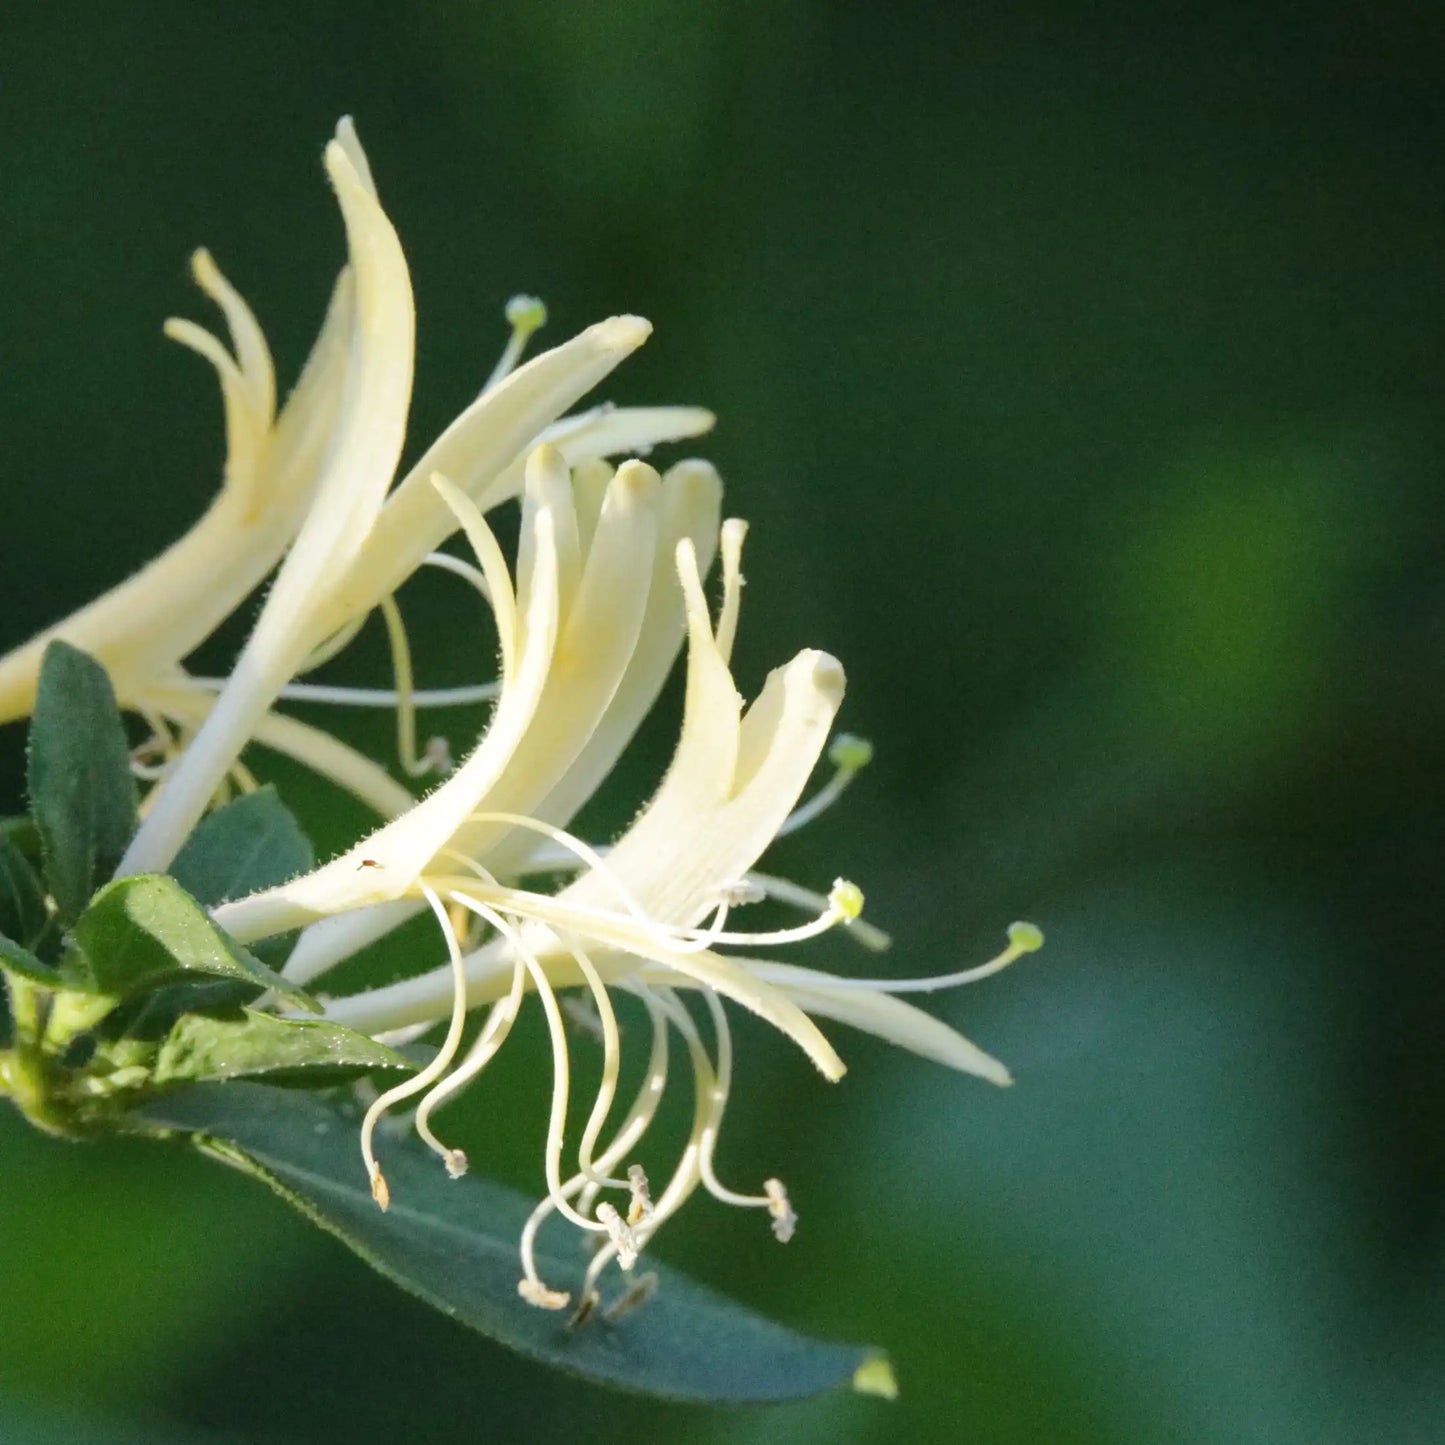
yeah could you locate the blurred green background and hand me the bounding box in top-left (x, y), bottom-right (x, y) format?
top-left (2, 3), bottom-right (1443, 1442)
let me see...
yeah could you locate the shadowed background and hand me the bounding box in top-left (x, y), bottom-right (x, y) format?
top-left (2, 3), bottom-right (1443, 1442)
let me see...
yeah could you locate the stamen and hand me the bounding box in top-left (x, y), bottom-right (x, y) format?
top-left (595, 1201), bottom-right (638, 1269)
top-left (482, 294), bottom-right (548, 394)
top-left (764, 1179), bottom-right (797, 1243)
top-left (379, 596), bottom-right (450, 778)
top-left (771, 922), bottom-right (1045, 995)
top-left (627, 1163), bottom-right (653, 1225)
top-left (449, 892), bottom-right (606, 1238)
top-left (521, 987), bottom-right (670, 1294)
top-left (359, 885), bottom-right (473, 1211)
top-left (694, 993), bottom-right (784, 1226)
top-left (777, 731), bottom-right (874, 837)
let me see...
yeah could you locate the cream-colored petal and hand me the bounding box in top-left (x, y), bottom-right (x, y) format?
top-left (217, 481), bottom-right (560, 942)
top-left (121, 139), bottom-right (416, 875)
top-left (478, 460), bottom-right (724, 880)
top-left (314, 315), bottom-right (653, 641)
top-left (283, 459), bottom-right (663, 982)
top-left (191, 248), bottom-right (276, 436)
top-left (744, 960), bottom-right (1013, 1086)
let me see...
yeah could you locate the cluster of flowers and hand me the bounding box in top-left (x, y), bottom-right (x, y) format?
top-left (0, 121), bottom-right (1040, 1318)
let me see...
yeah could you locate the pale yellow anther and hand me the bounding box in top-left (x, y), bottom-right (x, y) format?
top-left (764, 1178), bottom-right (796, 1243)
top-left (369, 1164), bottom-right (391, 1212)
top-left (829, 878), bottom-right (865, 922)
top-left (627, 1163), bottom-right (653, 1226)
top-left (518, 1279), bottom-right (571, 1311)
top-left (443, 1148), bottom-right (469, 1179)
top-left (596, 1201), bottom-right (639, 1269)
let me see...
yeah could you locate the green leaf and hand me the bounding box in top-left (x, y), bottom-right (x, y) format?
top-left (0, 933), bottom-right (61, 988)
top-left (0, 834), bottom-right (53, 956)
top-left (139, 1084), bottom-right (888, 1404)
top-left (27, 641), bottom-right (138, 924)
top-left (154, 1009), bottom-right (414, 1087)
top-left (170, 788), bottom-right (313, 907)
top-left (63, 876), bottom-right (319, 1014)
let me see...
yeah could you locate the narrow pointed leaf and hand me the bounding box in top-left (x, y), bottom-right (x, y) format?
top-left (154, 1008), bottom-right (413, 1087)
top-left (0, 933), bottom-right (60, 988)
top-left (63, 875), bottom-right (319, 1013)
top-left (139, 1083), bottom-right (888, 1404)
top-left (170, 787), bottom-right (313, 906)
top-left (27, 642), bottom-right (138, 923)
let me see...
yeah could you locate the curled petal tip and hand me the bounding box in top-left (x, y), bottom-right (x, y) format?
top-left (595, 314), bottom-right (652, 351)
top-left (807, 651), bottom-right (847, 702)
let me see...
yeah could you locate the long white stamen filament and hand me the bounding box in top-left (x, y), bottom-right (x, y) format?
top-left (562, 934), bottom-right (625, 1186)
top-left (521, 988), bottom-right (670, 1297)
top-left (448, 893), bottom-right (604, 1237)
top-left (412, 955), bottom-right (527, 1160)
top-left (580, 986), bottom-right (712, 1300)
top-left (359, 886), bottom-right (471, 1210)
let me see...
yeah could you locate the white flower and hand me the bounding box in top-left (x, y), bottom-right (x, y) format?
top-left (214, 464), bottom-right (1042, 1315)
top-left (0, 117), bottom-right (713, 847)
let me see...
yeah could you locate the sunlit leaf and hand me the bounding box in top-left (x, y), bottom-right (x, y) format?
top-left (63, 875), bottom-right (318, 1014)
top-left (154, 1009), bottom-right (413, 1087)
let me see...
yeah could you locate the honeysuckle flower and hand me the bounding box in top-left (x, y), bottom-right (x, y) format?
top-left (0, 117), bottom-right (713, 839)
top-left (207, 469), bottom-right (1043, 1315)
top-left (0, 116), bottom-right (1044, 1327)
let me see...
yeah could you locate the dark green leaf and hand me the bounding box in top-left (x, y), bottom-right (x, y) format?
top-left (154, 1009), bottom-right (413, 1087)
top-left (0, 834), bottom-right (53, 956)
top-left (139, 1084), bottom-right (890, 1404)
top-left (170, 788), bottom-right (313, 907)
top-left (63, 875), bottom-right (319, 1014)
top-left (26, 641), bottom-right (138, 924)
top-left (0, 933), bottom-right (60, 988)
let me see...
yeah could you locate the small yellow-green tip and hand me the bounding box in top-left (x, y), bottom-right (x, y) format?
top-left (505, 293), bottom-right (547, 331)
top-left (829, 732), bottom-right (875, 771)
top-left (1007, 920), bottom-right (1045, 953)
top-left (830, 879), bottom-right (865, 921)
top-left (853, 1354), bottom-right (898, 1400)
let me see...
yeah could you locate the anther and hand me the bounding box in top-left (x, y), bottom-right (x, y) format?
top-left (627, 1163), bottom-right (653, 1226)
top-left (369, 1163), bottom-right (391, 1212)
top-left (518, 1278), bottom-right (571, 1311)
top-left (764, 1178), bottom-right (796, 1243)
top-left (596, 1201), bottom-right (639, 1269)
top-left (443, 1148), bottom-right (469, 1179)
top-left (717, 879), bottom-right (766, 908)
top-left (568, 1290), bottom-right (601, 1331)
